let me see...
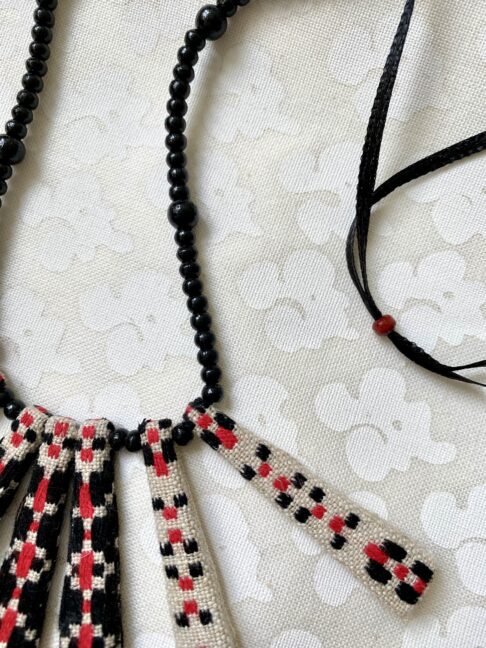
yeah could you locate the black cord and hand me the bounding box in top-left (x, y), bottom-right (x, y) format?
top-left (346, 0), bottom-right (486, 386)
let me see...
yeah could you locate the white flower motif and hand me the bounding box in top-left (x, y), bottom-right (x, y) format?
top-left (422, 485), bottom-right (486, 596)
top-left (316, 368), bottom-right (455, 481)
top-left (402, 607), bottom-right (486, 648)
top-left (146, 152), bottom-right (260, 246)
top-left (237, 249), bottom-right (358, 352)
top-left (406, 155), bottom-right (486, 245)
top-left (201, 42), bottom-right (299, 143)
top-left (79, 271), bottom-right (194, 375)
top-left (20, 173), bottom-right (132, 272)
top-left (378, 251), bottom-right (486, 352)
top-left (0, 287), bottom-right (80, 389)
top-left (271, 629), bottom-right (323, 648)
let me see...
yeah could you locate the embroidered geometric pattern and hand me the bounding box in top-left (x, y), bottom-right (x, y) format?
top-left (0, 416), bottom-right (77, 647)
top-left (0, 407), bottom-right (49, 520)
top-left (184, 401), bottom-right (435, 615)
top-left (59, 419), bottom-right (122, 648)
top-left (141, 418), bottom-right (237, 648)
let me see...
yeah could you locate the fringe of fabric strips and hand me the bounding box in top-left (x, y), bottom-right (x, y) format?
top-left (141, 419), bottom-right (237, 648)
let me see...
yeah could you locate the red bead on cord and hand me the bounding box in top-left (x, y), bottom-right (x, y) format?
top-left (372, 315), bottom-right (396, 336)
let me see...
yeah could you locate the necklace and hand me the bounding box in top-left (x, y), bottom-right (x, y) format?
top-left (0, 0), bottom-right (483, 646)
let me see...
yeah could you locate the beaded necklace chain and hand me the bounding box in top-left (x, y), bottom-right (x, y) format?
top-left (0, 1), bottom-right (483, 646)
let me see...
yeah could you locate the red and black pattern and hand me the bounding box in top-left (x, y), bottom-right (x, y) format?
top-left (0, 417), bottom-right (77, 647)
top-left (141, 419), bottom-right (237, 647)
top-left (0, 407), bottom-right (49, 520)
top-left (59, 419), bottom-right (122, 648)
top-left (184, 401), bottom-right (435, 615)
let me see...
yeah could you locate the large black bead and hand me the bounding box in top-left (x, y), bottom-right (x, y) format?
top-left (167, 98), bottom-right (188, 117)
top-left (12, 105), bottom-right (33, 124)
top-left (17, 90), bottom-right (39, 110)
top-left (31, 24), bottom-right (52, 44)
top-left (0, 136), bottom-right (26, 165)
top-left (191, 313), bottom-right (211, 330)
top-left (125, 430), bottom-right (142, 452)
top-left (26, 57), bottom-right (48, 76)
top-left (177, 246), bottom-right (197, 263)
top-left (195, 331), bottom-right (215, 349)
top-left (196, 5), bottom-right (228, 40)
top-left (5, 120), bottom-right (27, 140)
top-left (29, 42), bottom-right (50, 60)
top-left (4, 399), bottom-right (25, 420)
top-left (172, 421), bottom-right (195, 446)
top-left (0, 388), bottom-right (14, 408)
top-left (182, 278), bottom-right (203, 296)
top-left (22, 73), bottom-right (44, 93)
top-left (197, 348), bottom-right (218, 367)
top-left (168, 200), bottom-right (198, 229)
top-left (167, 151), bottom-right (186, 168)
top-left (34, 8), bottom-right (55, 27)
top-left (109, 427), bottom-right (127, 451)
top-left (202, 384), bottom-right (223, 405)
top-left (165, 133), bottom-right (187, 152)
top-left (180, 262), bottom-right (200, 279)
top-left (165, 115), bottom-right (186, 134)
top-left (201, 366), bottom-right (222, 385)
top-left (187, 295), bottom-right (208, 313)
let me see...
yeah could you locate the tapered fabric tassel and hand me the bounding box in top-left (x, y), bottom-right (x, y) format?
top-left (59, 419), bottom-right (122, 648)
top-left (184, 402), bottom-right (435, 616)
top-left (0, 407), bottom-right (49, 520)
top-left (141, 419), bottom-right (237, 648)
top-left (0, 416), bottom-right (77, 647)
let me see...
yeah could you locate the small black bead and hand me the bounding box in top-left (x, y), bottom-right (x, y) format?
top-left (177, 46), bottom-right (199, 66)
top-left (177, 246), bottom-right (197, 263)
top-left (17, 90), bottom-right (39, 110)
top-left (165, 115), bottom-right (186, 134)
top-left (26, 57), bottom-right (48, 76)
top-left (0, 388), bottom-right (14, 408)
top-left (0, 136), bottom-right (26, 165)
top-left (168, 167), bottom-right (188, 185)
top-left (109, 427), bottom-right (127, 451)
top-left (31, 24), bottom-right (53, 44)
top-left (218, 0), bottom-right (238, 16)
top-left (185, 29), bottom-right (206, 52)
top-left (168, 200), bottom-right (198, 229)
top-left (167, 98), bottom-right (188, 117)
top-left (169, 79), bottom-right (191, 100)
top-left (196, 5), bottom-right (228, 41)
top-left (166, 151), bottom-right (186, 168)
top-left (36, 0), bottom-right (58, 8)
top-left (174, 228), bottom-right (194, 246)
top-left (169, 185), bottom-right (190, 201)
top-left (182, 278), bottom-right (203, 296)
top-left (195, 330), bottom-right (215, 349)
top-left (201, 366), bottom-right (221, 385)
top-left (180, 262), bottom-right (200, 279)
top-left (22, 74), bottom-right (44, 93)
top-left (197, 348), bottom-right (218, 367)
top-left (0, 181), bottom-right (7, 196)
top-left (202, 384), bottom-right (223, 405)
top-left (187, 295), bottom-right (208, 313)
top-left (237, 0), bottom-right (250, 4)
top-left (0, 165), bottom-right (12, 180)
top-left (172, 421), bottom-right (195, 446)
top-left (173, 64), bottom-right (195, 83)
top-left (191, 312), bottom-right (211, 330)
top-left (5, 120), bottom-right (27, 140)
top-left (125, 430), bottom-right (142, 452)
top-left (29, 42), bottom-right (51, 60)
top-left (4, 400), bottom-right (25, 420)
top-left (12, 105), bottom-right (33, 125)
top-left (34, 8), bottom-right (55, 27)
top-left (165, 133), bottom-right (187, 152)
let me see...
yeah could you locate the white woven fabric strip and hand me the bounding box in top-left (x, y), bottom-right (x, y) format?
top-left (141, 419), bottom-right (238, 648)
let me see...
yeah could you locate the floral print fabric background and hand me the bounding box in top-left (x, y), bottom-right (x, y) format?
top-left (0, 0), bottom-right (485, 646)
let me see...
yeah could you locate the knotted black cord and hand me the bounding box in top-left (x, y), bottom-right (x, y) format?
top-left (347, 0), bottom-right (486, 386)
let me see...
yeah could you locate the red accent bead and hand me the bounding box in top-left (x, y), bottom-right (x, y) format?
top-left (372, 315), bottom-right (396, 335)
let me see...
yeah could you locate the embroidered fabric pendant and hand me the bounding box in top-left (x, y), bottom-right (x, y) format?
top-left (141, 419), bottom-right (237, 648)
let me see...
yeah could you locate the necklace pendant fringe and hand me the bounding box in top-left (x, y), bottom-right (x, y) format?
top-left (59, 419), bottom-right (122, 648)
top-left (184, 402), bottom-right (435, 616)
top-left (0, 416), bottom-right (77, 647)
top-left (141, 419), bottom-right (238, 648)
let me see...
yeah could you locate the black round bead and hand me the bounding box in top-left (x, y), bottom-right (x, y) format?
top-left (191, 312), bottom-right (211, 330)
top-left (12, 105), bottom-right (33, 124)
top-left (169, 79), bottom-right (191, 100)
top-left (177, 246), bottom-right (197, 263)
top-left (165, 115), bottom-right (186, 133)
top-left (185, 29), bottom-right (206, 52)
top-left (237, 0), bottom-right (250, 4)
top-left (31, 24), bottom-right (53, 44)
top-left (177, 46), bottom-right (199, 66)
top-left (196, 5), bottom-right (228, 40)
top-left (0, 181), bottom-right (7, 196)
top-left (26, 57), bottom-right (48, 76)
top-left (195, 330), bottom-right (215, 349)
top-left (201, 366), bottom-right (222, 385)
top-left (202, 384), bottom-right (223, 405)
top-left (218, 0), bottom-right (238, 16)
top-left (167, 98), bottom-right (188, 117)
top-left (37, 0), bottom-right (58, 8)
top-left (34, 8), bottom-right (55, 27)
top-left (125, 430), bottom-right (142, 452)
top-left (168, 167), bottom-right (188, 186)
top-left (4, 399), bottom-right (25, 420)
top-left (0, 164), bottom-right (12, 180)
top-left (17, 90), bottom-right (39, 110)
top-left (172, 421), bottom-right (195, 446)
top-left (187, 295), bottom-right (208, 313)
top-left (168, 200), bottom-right (198, 229)
top-left (0, 136), bottom-right (26, 165)
top-left (0, 388), bottom-right (14, 408)
top-left (5, 120), bottom-right (27, 140)
top-left (166, 151), bottom-right (186, 168)
top-left (165, 133), bottom-right (187, 152)
top-left (182, 278), bottom-right (203, 296)
top-left (29, 42), bottom-right (50, 60)
top-left (169, 185), bottom-right (190, 201)
top-left (175, 228), bottom-right (194, 246)
top-left (173, 64), bottom-right (195, 83)
top-left (22, 73), bottom-right (44, 93)
top-left (180, 262), bottom-right (200, 279)
top-left (197, 348), bottom-right (219, 367)
top-left (109, 427), bottom-right (127, 451)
